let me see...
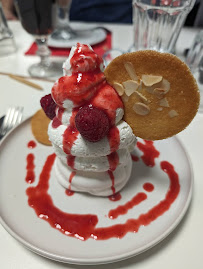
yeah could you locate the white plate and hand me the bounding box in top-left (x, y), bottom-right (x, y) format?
top-left (0, 118), bottom-right (193, 265)
top-left (47, 27), bottom-right (107, 48)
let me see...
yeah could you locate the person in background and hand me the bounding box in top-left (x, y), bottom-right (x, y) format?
top-left (70, 0), bottom-right (132, 23)
top-left (1, 0), bottom-right (203, 26)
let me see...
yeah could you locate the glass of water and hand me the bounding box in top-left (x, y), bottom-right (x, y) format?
top-left (132, 0), bottom-right (196, 53)
top-left (186, 30), bottom-right (203, 113)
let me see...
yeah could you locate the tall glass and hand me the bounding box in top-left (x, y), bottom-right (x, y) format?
top-left (132, 0), bottom-right (196, 53)
top-left (0, 2), bottom-right (17, 56)
top-left (51, 0), bottom-right (76, 41)
top-left (15, 0), bottom-right (62, 78)
top-left (186, 30), bottom-right (203, 113)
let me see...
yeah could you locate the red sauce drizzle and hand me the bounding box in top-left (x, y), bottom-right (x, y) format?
top-left (143, 182), bottom-right (154, 192)
top-left (108, 126), bottom-right (120, 152)
top-left (67, 155), bottom-right (75, 170)
top-left (25, 153), bottom-right (35, 184)
top-left (108, 171), bottom-right (115, 194)
top-left (107, 151), bottom-right (121, 199)
top-left (65, 171), bottom-right (76, 196)
top-left (137, 140), bottom-right (160, 167)
top-left (65, 189), bottom-right (74, 196)
top-left (26, 154), bottom-right (98, 240)
top-left (57, 107), bottom-right (65, 122)
top-left (27, 140), bottom-right (36, 149)
top-left (107, 152), bottom-right (119, 171)
top-left (93, 161), bottom-right (180, 240)
top-left (26, 152), bottom-right (180, 240)
top-left (63, 109), bottom-right (79, 155)
top-left (108, 192), bottom-right (147, 219)
top-left (109, 192), bottom-right (122, 202)
top-left (131, 154), bottom-right (139, 162)
top-left (52, 117), bottom-right (62, 128)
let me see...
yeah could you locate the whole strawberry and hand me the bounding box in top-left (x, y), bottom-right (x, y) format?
top-left (40, 94), bottom-right (57, 120)
top-left (75, 105), bottom-right (110, 142)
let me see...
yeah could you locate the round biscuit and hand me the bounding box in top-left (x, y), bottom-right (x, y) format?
top-left (104, 50), bottom-right (200, 140)
top-left (31, 109), bottom-right (52, 146)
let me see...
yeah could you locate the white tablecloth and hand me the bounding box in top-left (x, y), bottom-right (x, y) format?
top-left (0, 21), bottom-right (203, 269)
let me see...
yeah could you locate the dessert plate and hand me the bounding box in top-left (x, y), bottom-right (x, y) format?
top-left (47, 27), bottom-right (106, 48)
top-left (0, 118), bottom-right (193, 265)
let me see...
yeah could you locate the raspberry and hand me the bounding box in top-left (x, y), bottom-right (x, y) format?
top-left (40, 94), bottom-right (57, 120)
top-left (75, 106), bottom-right (110, 142)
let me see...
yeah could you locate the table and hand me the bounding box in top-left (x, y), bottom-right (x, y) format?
top-left (0, 21), bottom-right (203, 269)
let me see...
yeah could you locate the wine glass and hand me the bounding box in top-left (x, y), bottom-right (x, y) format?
top-left (51, 0), bottom-right (76, 41)
top-left (15, 0), bottom-right (62, 78)
top-left (49, 0), bottom-right (106, 48)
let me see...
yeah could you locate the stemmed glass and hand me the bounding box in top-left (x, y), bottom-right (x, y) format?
top-left (49, 0), bottom-right (106, 48)
top-left (15, 0), bottom-right (62, 78)
top-left (51, 0), bottom-right (76, 41)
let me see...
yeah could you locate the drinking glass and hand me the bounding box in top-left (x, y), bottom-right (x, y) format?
top-left (49, 0), bottom-right (105, 47)
top-left (132, 0), bottom-right (196, 53)
top-left (186, 30), bottom-right (203, 113)
top-left (15, 0), bottom-right (62, 78)
top-left (0, 2), bottom-right (17, 56)
top-left (51, 0), bottom-right (76, 41)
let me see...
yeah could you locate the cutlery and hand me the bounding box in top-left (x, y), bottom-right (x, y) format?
top-left (0, 107), bottom-right (23, 139)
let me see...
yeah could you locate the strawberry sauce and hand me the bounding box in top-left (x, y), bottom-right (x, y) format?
top-left (137, 140), bottom-right (160, 167)
top-left (143, 182), bottom-right (154, 192)
top-left (25, 153), bottom-right (35, 184)
top-left (131, 154), bottom-right (139, 162)
top-left (65, 171), bottom-right (76, 196)
top-left (25, 140), bottom-right (180, 241)
top-left (108, 192), bottom-right (147, 219)
top-left (27, 140), bottom-right (36, 149)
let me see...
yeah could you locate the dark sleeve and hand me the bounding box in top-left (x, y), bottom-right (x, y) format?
top-left (70, 0), bottom-right (132, 23)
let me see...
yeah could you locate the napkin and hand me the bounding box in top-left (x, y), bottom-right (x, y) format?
top-left (25, 32), bottom-right (112, 57)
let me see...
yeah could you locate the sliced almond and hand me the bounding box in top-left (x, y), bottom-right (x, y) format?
top-left (153, 88), bottom-right (167, 98)
top-left (124, 62), bottom-right (138, 81)
top-left (169, 110), bottom-right (179, 118)
top-left (122, 80), bottom-right (139, 96)
top-left (159, 97), bottom-right (169, 107)
top-left (161, 79), bottom-right (170, 93)
top-left (133, 102), bottom-right (150, 116)
top-left (142, 75), bottom-right (163, 87)
top-left (121, 93), bottom-right (129, 102)
top-left (134, 91), bottom-right (149, 104)
top-left (145, 85), bottom-right (154, 94)
top-left (137, 80), bottom-right (143, 92)
top-left (113, 82), bottom-right (125, 96)
top-left (157, 107), bottom-right (163, 111)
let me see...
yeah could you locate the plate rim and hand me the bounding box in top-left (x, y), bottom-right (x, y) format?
top-left (47, 28), bottom-right (107, 48)
top-left (0, 117), bottom-right (193, 265)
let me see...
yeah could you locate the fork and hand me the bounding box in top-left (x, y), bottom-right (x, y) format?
top-left (0, 107), bottom-right (23, 139)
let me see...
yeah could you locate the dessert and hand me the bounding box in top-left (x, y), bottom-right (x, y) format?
top-left (45, 43), bottom-right (136, 196)
top-left (104, 50), bottom-right (200, 140)
top-left (37, 45), bottom-right (199, 197)
top-left (26, 45), bottom-right (199, 241)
